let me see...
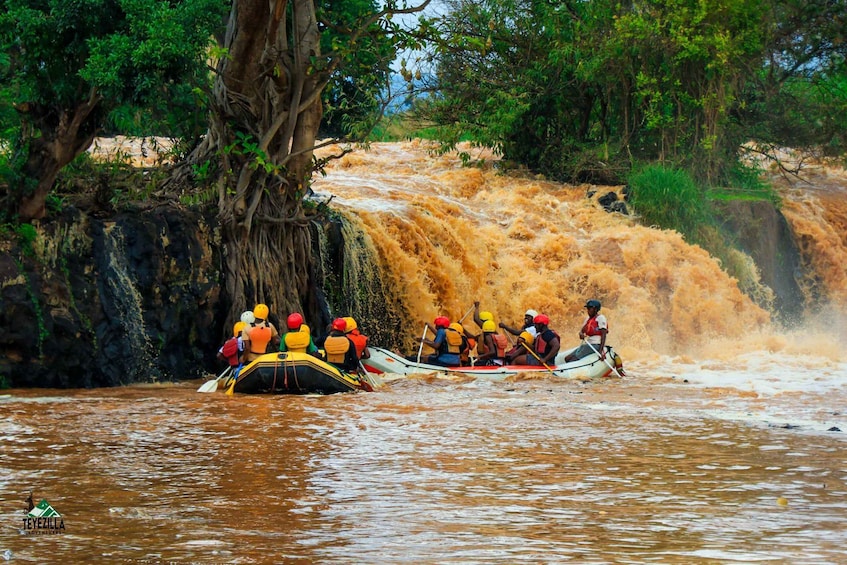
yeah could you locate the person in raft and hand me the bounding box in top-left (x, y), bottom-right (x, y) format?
top-left (505, 330), bottom-right (535, 363)
top-left (320, 318), bottom-right (359, 372)
top-left (343, 317), bottom-right (371, 360)
top-left (242, 303), bottom-right (281, 363)
top-left (564, 299), bottom-right (609, 362)
top-left (499, 309), bottom-right (539, 340)
top-left (476, 319), bottom-right (510, 366)
top-left (280, 312), bottom-right (320, 356)
top-left (510, 314), bottom-right (560, 366)
top-left (410, 316), bottom-right (465, 367)
top-left (217, 321), bottom-right (247, 373)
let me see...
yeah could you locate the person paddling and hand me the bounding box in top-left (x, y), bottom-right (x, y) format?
top-left (505, 331), bottom-right (535, 363)
top-left (564, 299), bottom-right (608, 362)
top-left (242, 303), bottom-right (280, 363)
top-left (410, 316), bottom-right (463, 367)
top-left (511, 314), bottom-right (560, 366)
top-left (477, 319), bottom-right (510, 366)
top-left (217, 321), bottom-right (246, 373)
top-left (343, 316), bottom-right (371, 360)
top-left (320, 318), bottom-right (359, 372)
top-left (500, 309), bottom-right (539, 340)
top-left (280, 312), bottom-right (319, 356)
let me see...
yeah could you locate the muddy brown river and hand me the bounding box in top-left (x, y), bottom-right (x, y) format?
top-left (2, 370), bottom-right (844, 564)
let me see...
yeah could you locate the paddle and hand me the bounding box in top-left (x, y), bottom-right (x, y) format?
top-left (583, 338), bottom-right (625, 378)
top-left (520, 342), bottom-right (556, 375)
top-left (197, 366), bottom-right (233, 393)
top-left (458, 304), bottom-right (475, 323)
top-left (416, 324), bottom-right (428, 363)
top-left (358, 360), bottom-right (384, 390)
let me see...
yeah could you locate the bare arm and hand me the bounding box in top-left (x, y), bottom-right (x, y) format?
top-left (499, 322), bottom-right (521, 336)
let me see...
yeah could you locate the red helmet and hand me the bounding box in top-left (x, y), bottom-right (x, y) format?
top-left (331, 318), bottom-right (347, 332)
top-left (287, 312), bottom-right (303, 330)
top-left (434, 316), bottom-right (450, 328)
top-left (533, 314), bottom-right (550, 325)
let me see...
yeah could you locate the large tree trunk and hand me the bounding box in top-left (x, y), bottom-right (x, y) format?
top-left (15, 93), bottom-right (102, 221)
top-left (197, 0), bottom-right (327, 325)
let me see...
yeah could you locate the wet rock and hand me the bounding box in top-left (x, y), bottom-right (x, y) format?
top-left (0, 206), bottom-right (222, 387)
top-left (827, 426), bottom-right (841, 432)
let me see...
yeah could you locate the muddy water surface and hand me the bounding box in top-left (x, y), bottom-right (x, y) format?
top-left (1, 374), bottom-right (844, 564)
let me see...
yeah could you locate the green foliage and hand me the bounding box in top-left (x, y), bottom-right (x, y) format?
top-left (368, 112), bottom-right (454, 142)
top-left (421, 0), bottom-right (847, 186)
top-left (0, 0), bottom-right (227, 220)
top-left (15, 222), bottom-right (37, 256)
top-left (318, 0), bottom-right (423, 139)
top-left (706, 162), bottom-right (780, 205)
top-left (224, 132), bottom-right (280, 175)
top-left (627, 165), bottom-right (710, 241)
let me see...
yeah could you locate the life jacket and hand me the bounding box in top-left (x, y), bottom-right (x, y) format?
top-left (248, 324), bottom-right (272, 354)
top-left (444, 327), bottom-right (465, 355)
top-left (459, 337), bottom-right (475, 365)
top-left (584, 315), bottom-right (607, 336)
top-left (535, 329), bottom-right (560, 356)
top-left (491, 334), bottom-right (509, 358)
top-left (347, 329), bottom-right (368, 359)
top-left (284, 330), bottom-right (311, 353)
top-left (324, 335), bottom-right (352, 365)
top-left (221, 337), bottom-right (240, 367)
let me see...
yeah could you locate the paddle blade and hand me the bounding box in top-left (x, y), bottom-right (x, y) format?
top-left (197, 379), bottom-right (219, 393)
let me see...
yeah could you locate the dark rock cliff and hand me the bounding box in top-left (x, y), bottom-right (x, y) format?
top-left (714, 200), bottom-right (805, 323)
top-left (0, 206), bottom-right (223, 387)
top-left (0, 205), bottom-right (402, 389)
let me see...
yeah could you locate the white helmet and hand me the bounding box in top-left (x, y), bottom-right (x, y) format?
top-left (525, 309), bottom-right (539, 318)
top-left (240, 310), bottom-right (255, 325)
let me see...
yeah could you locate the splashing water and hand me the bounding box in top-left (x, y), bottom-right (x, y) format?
top-left (312, 141), bottom-right (847, 431)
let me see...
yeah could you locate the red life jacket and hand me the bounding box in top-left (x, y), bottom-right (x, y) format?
top-left (584, 315), bottom-right (607, 336)
top-left (221, 337), bottom-right (239, 366)
top-left (535, 329), bottom-right (561, 356)
top-left (347, 329), bottom-right (368, 359)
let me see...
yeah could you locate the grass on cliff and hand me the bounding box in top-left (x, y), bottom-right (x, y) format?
top-left (627, 164), bottom-right (778, 304)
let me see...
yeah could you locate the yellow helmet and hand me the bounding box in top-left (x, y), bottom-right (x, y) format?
top-left (233, 321), bottom-right (246, 337)
top-left (253, 303), bottom-right (269, 319)
top-left (519, 331), bottom-right (534, 346)
top-left (343, 316), bottom-right (357, 332)
top-left (482, 320), bottom-right (496, 333)
top-left (479, 311), bottom-right (494, 322)
top-left (300, 323), bottom-right (311, 335)
top-left (449, 322), bottom-right (465, 334)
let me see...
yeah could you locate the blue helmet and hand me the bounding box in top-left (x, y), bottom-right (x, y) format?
top-left (585, 299), bottom-right (601, 310)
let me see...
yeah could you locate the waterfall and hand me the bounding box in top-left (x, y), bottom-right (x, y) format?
top-left (97, 223), bottom-right (157, 383)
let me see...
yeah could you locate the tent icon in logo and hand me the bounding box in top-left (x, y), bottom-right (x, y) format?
top-left (27, 499), bottom-right (61, 518)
